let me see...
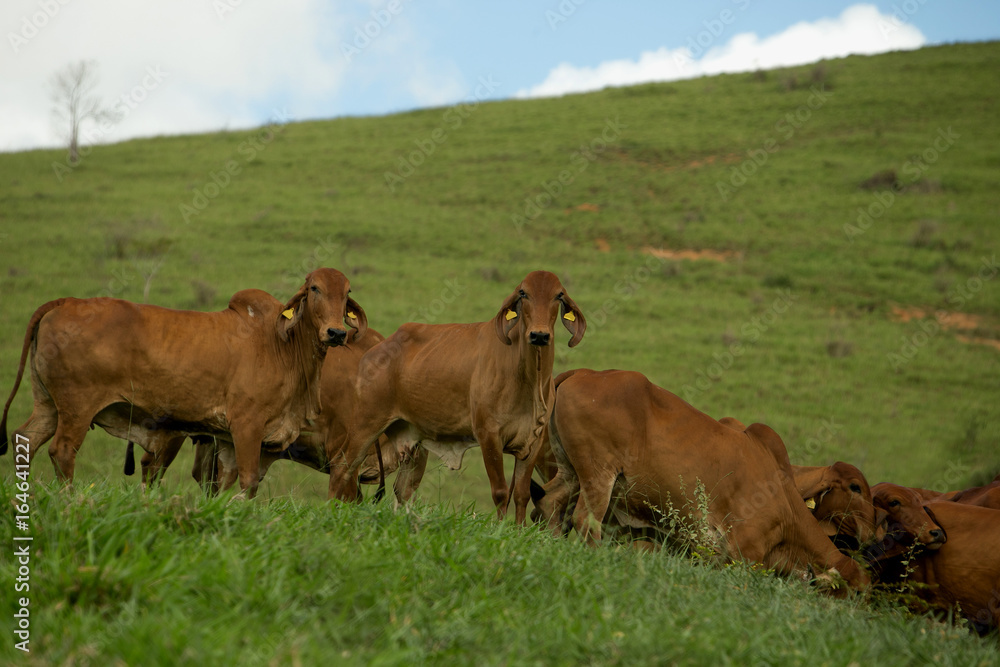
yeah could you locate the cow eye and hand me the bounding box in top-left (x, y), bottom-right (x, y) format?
top-left (850, 483), bottom-right (862, 494)
top-left (310, 285), bottom-right (320, 293)
top-left (888, 499), bottom-right (900, 508)
top-left (556, 292), bottom-right (564, 300)
top-left (518, 289), bottom-right (527, 298)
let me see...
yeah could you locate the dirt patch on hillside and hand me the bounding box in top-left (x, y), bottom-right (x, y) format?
top-left (889, 304), bottom-right (999, 352)
top-left (889, 305), bottom-right (982, 331)
top-left (642, 246), bottom-right (739, 262)
top-left (956, 335), bottom-right (1000, 352)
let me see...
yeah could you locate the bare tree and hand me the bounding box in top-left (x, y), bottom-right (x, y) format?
top-left (50, 60), bottom-right (120, 164)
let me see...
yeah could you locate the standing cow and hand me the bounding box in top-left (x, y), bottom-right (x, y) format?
top-left (326, 270), bottom-right (586, 522)
top-left (1, 268), bottom-right (366, 499)
top-left (535, 369), bottom-right (869, 591)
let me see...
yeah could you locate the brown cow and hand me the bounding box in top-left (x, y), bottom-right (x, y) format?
top-left (535, 369), bottom-right (869, 591)
top-left (183, 327), bottom-right (399, 496)
top-left (718, 417), bottom-right (877, 549)
top-left (791, 463), bottom-right (876, 549)
top-left (870, 482), bottom-right (947, 549)
top-left (0, 268), bottom-right (367, 499)
top-left (947, 474), bottom-right (1000, 510)
top-left (124, 327), bottom-right (392, 494)
top-left (327, 270), bottom-right (586, 522)
top-left (866, 502), bottom-right (1000, 633)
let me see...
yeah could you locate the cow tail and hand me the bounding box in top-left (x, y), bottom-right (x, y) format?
top-left (124, 441), bottom-right (136, 476)
top-left (372, 439), bottom-right (386, 503)
top-left (1, 298), bottom-right (70, 455)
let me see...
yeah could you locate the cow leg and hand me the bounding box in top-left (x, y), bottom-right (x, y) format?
top-left (13, 397), bottom-right (59, 466)
top-left (476, 430), bottom-right (510, 519)
top-left (573, 472), bottom-right (616, 545)
top-left (230, 424), bottom-right (265, 500)
top-left (191, 437), bottom-right (222, 496)
top-left (509, 452), bottom-right (538, 525)
top-left (141, 435), bottom-right (186, 489)
top-left (393, 445), bottom-right (428, 505)
top-left (47, 413), bottom-right (93, 482)
top-left (328, 416), bottom-right (394, 502)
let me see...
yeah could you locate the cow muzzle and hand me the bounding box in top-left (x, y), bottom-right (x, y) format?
top-left (325, 327), bottom-right (347, 347)
top-left (529, 331), bottom-right (551, 347)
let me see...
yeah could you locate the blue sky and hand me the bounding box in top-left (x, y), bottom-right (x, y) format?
top-left (1, 1), bottom-right (997, 152)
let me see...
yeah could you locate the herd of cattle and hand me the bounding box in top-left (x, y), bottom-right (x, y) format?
top-left (2, 268), bottom-right (998, 633)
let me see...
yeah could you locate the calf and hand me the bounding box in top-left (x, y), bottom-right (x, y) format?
top-left (327, 270), bottom-right (586, 522)
top-left (535, 369), bottom-right (869, 591)
top-left (1, 268), bottom-right (366, 499)
top-left (867, 502), bottom-right (1000, 633)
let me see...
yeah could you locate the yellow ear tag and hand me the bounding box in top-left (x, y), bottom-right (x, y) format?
top-left (282, 308), bottom-right (295, 320)
top-left (563, 311), bottom-right (576, 322)
top-left (505, 310), bottom-right (518, 321)
top-left (805, 497), bottom-right (817, 510)
top-left (347, 311), bottom-right (357, 320)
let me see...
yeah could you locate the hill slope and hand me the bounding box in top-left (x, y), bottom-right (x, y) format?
top-left (1, 42), bottom-right (998, 504)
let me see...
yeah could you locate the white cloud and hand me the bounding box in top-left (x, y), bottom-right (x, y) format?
top-left (0, 0), bottom-right (348, 152)
top-left (517, 4), bottom-right (926, 99)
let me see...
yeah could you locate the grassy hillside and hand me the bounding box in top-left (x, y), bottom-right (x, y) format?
top-left (1, 481), bottom-right (998, 665)
top-left (3, 42), bottom-right (997, 505)
top-left (1, 41), bottom-right (999, 662)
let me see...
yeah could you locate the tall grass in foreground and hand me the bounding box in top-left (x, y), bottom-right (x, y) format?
top-left (1, 481), bottom-right (996, 665)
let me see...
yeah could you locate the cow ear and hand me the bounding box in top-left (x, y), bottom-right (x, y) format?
top-left (278, 285), bottom-right (307, 342)
top-left (493, 290), bottom-right (521, 345)
top-left (794, 467), bottom-right (832, 500)
top-left (559, 294), bottom-right (586, 348)
top-left (346, 296), bottom-right (368, 343)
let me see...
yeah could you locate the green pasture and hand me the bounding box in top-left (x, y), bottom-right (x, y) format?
top-left (0, 41), bottom-right (998, 663)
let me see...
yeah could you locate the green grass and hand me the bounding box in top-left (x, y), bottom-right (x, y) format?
top-left (2, 482), bottom-right (997, 666)
top-left (1, 41), bottom-right (999, 661)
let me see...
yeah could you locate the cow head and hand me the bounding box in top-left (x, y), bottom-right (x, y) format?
top-left (797, 461), bottom-right (877, 548)
top-left (280, 268), bottom-right (368, 347)
top-left (871, 483), bottom-right (946, 550)
top-left (493, 271), bottom-right (586, 348)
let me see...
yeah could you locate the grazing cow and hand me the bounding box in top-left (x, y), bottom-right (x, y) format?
top-left (327, 270), bottom-right (586, 522)
top-left (947, 474), bottom-right (1000, 510)
top-left (866, 502), bottom-right (1000, 633)
top-left (535, 369), bottom-right (869, 591)
top-left (0, 268), bottom-right (367, 499)
top-left (790, 462), bottom-right (877, 550)
top-left (717, 417), bottom-right (877, 549)
top-left (870, 482), bottom-right (947, 550)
